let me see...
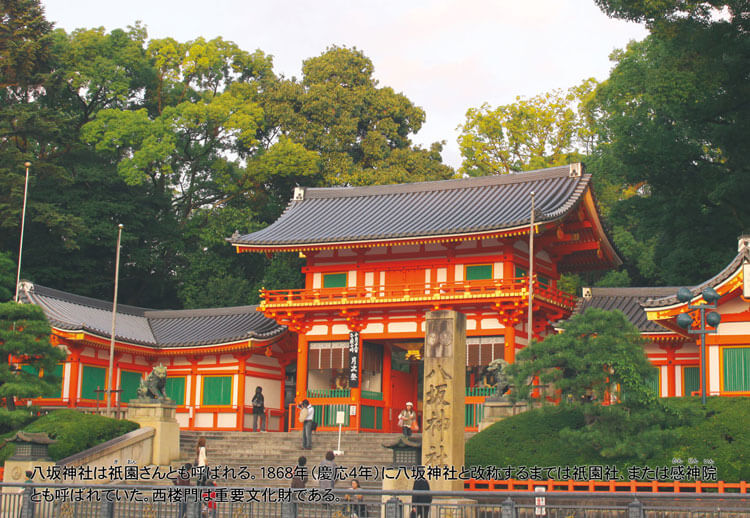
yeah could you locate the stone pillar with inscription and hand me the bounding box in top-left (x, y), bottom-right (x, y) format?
top-left (422, 310), bottom-right (466, 492)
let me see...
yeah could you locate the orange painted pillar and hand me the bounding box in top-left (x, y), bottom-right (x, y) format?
top-left (504, 325), bottom-right (516, 363)
top-left (68, 347), bottom-right (81, 408)
top-left (296, 335), bottom-right (309, 405)
top-left (236, 353), bottom-right (248, 430)
top-left (382, 344), bottom-right (392, 431)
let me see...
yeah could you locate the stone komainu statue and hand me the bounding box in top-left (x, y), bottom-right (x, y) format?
top-left (136, 364), bottom-right (169, 401)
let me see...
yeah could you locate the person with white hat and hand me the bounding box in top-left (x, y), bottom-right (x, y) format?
top-left (397, 402), bottom-right (417, 436)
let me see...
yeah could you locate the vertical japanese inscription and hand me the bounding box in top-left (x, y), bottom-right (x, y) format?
top-left (348, 331), bottom-right (359, 388)
top-left (422, 310), bottom-right (466, 492)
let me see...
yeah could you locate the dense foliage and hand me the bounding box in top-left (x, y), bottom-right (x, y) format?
top-left (0, 409), bottom-right (139, 463)
top-left (0, 1), bottom-right (453, 309)
top-left (466, 397), bottom-right (750, 482)
top-left (0, 302), bottom-right (65, 414)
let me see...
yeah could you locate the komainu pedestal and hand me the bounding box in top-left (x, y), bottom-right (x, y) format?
top-left (126, 400), bottom-right (180, 466)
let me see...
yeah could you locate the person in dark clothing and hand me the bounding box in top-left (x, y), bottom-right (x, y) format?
top-left (289, 456), bottom-right (308, 518)
top-left (345, 479), bottom-right (367, 518)
top-left (252, 386), bottom-right (266, 432)
top-left (174, 463), bottom-right (192, 518)
top-left (410, 478), bottom-right (431, 518)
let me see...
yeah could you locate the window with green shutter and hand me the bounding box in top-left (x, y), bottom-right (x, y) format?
top-left (120, 371), bottom-right (143, 404)
top-left (166, 377), bottom-right (186, 405)
top-left (647, 371), bottom-right (660, 397)
top-left (514, 266), bottom-right (527, 278)
top-left (50, 364), bottom-right (63, 398)
top-left (723, 347), bottom-right (750, 392)
top-left (323, 273), bottom-right (347, 288)
top-left (683, 366), bottom-right (700, 396)
top-left (538, 275), bottom-right (551, 289)
top-left (81, 366), bottom-right (107, 400)
top-left (466, 264), bottom-right (492, 281)
top-left (202, 376), bottom-right (232, 405)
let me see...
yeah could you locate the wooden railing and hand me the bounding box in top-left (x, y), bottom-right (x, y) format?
top-left (260, 277), bottom-right (576, 311)
top-left (464, 478), bottom-right (750, 493)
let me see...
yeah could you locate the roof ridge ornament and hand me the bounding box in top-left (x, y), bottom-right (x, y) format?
top-left (738, 234), bottom-right (750, 252)
top-left (293, 187), bottom-right (305, 201)
top-left (569, 162), bottom-right (584, 178)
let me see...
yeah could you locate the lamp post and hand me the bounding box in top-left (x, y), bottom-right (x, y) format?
top-left (675, 287), bottom-right (721, 406)
top-left (527, 191), bottom-right (535, 342)
top-left (106, 224), bottom-right (124, 417)
top-left (14, 161), bottom-right (32, 303)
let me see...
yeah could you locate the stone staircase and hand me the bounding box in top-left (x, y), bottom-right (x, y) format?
top-left (178, 430), bottom-right (402, 489)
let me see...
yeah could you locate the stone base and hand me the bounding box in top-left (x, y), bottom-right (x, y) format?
top-left (2, 460), bottom-right (54, 493)
top-left (126, 400), bottom-right (180, 465)
top-left (381, 468), bottom-right (412, 518)
top-left (431, 497), bottom-right (477, 518)
top-left (478, 400), bottom-right (528, 432)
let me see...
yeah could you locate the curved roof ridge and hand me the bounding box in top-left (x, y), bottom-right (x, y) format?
top-left (643, 248), bottom-right (750, 308)
top-left (19, 282), bottom-right (286, 348)
top-left (302, 165), bottom-right (571, 199)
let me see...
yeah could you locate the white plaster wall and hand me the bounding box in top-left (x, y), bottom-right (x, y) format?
top-left (313, 272), bottom-right (321, 289)
top-left (97, 349), bottom-right (109, 360)
top-left (467, 320), bottom-right (476, 331)
top-left (717, 297), bottom-right (748, 314)
top-left (331, 324), bottom-right (349, 335)
top-left (232, 374), bottom-right (238, 406)
top-left (82, 347), bottom-right (95, 357)
top-left (362, 323), bottom-right (384, 334)
top-left (365, 272), bottom-right (374, 287)
top-left (121, 354), bottom-right (133, 364)
top-left (250, 355), bottom-right (280, 368)
top-left (454, 265), bottom-right (463, 282)
top-left (660, 366), bottom-right (668, 397)
top-left (494, 262), bottom-right (503, 279)
top-left (195, 376), bottom-right (202, 406)
top-left (172, 357), bottom-right (189, 366)
top-left (481, 318), bottom-right (503, 330)
top-left (388, 322), bottom-right (417, 333)
top-left (219, 354), bottom-right (235, 364)
top-left (199, 355), bottom-right (216, 365)
top-left (309, 325), bottom-right (329, 336)
top-left (675, 368), bottom-right (683, 397)
top-left (348, 271), bottom-right (356, 288)
top-left (185, 376), bottom-right (192, 407)
top-left (709, 346), bottom-right (720, 394)
top-left (514, 241), bottom-right (529, 253)
top-left (62, 362), bottom-right (71, 400)
top-left (176, 413), bottom-right (189, 428)
top-left (134, 357), bottom-right (148, 366)
top-left (437, 268), bottom-right (447, 283)
top-left (246, 376), bottom-right (282, 409)
top-left (536, 250), bottom-right (551, 262)
top-left (716, 322), bottom-right (750, 335)
top-left (194, 413), bottom-right (213, 427)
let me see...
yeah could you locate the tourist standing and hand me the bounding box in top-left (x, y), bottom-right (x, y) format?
top-left (410, 478), bottom-right (431, 518)
top-left (299, 399), bottom-right (315, 449)
top-left (174, 462), bottom-right (192, 518)
top-left (196, 437), bottom-right (208, 485)
top-left (344, 479), bottom-right (367, 518)
top-left (317, 450), bottom-right (336, 490)
top-left (252, 386), bottom-right (266, 432)
top-left (397, 402), bottom-right (417, 436)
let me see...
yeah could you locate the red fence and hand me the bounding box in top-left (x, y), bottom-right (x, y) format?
top-left (464, 478), bottom-right (750, 494)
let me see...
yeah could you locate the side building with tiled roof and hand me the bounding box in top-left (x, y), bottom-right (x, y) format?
top-left (17, 282), bottom-right (296, 432)
top-left (573, 235), bottom-right (750, 400)
top-left (573, 287), bottom-right (700, 398)
top-left (229, 163), bottom-right (623, 432)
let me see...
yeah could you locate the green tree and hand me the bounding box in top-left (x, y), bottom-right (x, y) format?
top-left (508, 308), bottom-right (656, 405)
top-left (268, 46), bottom-right (454, 186)
top-left (508, 308), bottom-right (679, 460)
top-left (0, 302), bottom-right (65, 414)
top-left (591, 5), bottom-right (749, 285)
top-left (458, 79), bottom-right (598, 175)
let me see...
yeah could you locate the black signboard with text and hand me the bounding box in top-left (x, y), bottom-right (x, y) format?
top-left (349, 331), bottom-right (359, 388)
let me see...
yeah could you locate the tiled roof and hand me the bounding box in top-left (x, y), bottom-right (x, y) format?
top-left (231, 165), bottom-right (593, 247)
top-left (18, 283), bottom-right (285, 348)
top-left (642, 247), bottom-right (750, 308)
top-left (573, 287), bottom-right (683, 332)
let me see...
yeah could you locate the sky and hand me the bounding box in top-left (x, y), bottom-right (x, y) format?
top-left (42, 0), bottom-right (649, 170)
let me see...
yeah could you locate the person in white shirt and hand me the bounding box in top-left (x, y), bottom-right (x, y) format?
top-left (299, 399), bottom-right (315, 449)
